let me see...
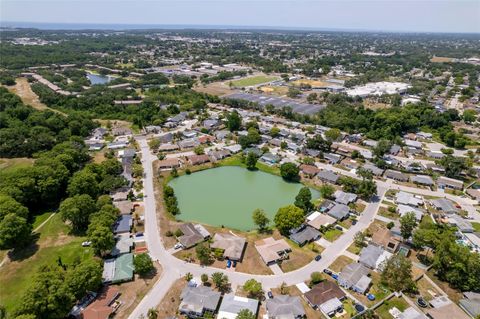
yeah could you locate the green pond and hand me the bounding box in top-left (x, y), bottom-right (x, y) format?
top-left (168, 166), bottom-right (320, 231)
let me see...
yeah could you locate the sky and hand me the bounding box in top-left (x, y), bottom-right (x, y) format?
top-left (1, 0), bottom-right (479, 33)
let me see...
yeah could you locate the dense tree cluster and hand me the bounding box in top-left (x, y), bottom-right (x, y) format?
top-left (163, 185), bottom-right (180, 215)
top-left (0, 87), bottom-right (95, 157)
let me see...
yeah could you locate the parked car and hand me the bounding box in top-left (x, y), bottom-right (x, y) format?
top-left (335, 225), bottom-right (343, 231)
top-left (323, 269), bottom-right (333, 275)
top-left (226, 260), bottom-right (232, 268)
top-left (233, 261), bottom-right (237, 267)
top-left (81, 241), bottom-right (92, 247)
top-left (315, 254), bottom-right (322, 261)
top-left (354, 304), bottom-right (365, 313)
top-left (174, 243), bottom-right (183, 249)
top-left (267, 291), bottom-right (273, 299)
top-left (417, 297), bottom-right (428, 308)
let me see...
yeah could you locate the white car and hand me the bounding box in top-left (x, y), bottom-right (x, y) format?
top-left (82, 241), bottom-right (92, 247)
top-left (174, 243), bottom-right (183, 250)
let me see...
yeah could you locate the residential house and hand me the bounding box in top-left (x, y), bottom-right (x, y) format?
top-left (430, 198), bottom-right (458, 214)
top-left (459, 292), bottom-right (480, 318)
top-left (316, 170), bottom-right (340, 184)
top-left (384, 169), bottom-right (409, 182)
top-left (208, 149), bottom-right (231, 162)
top-left (144, 125), bottom-right (162, 134)
top-left (260, 152), bottom-right (280, 165)
top-left (411, 175), bottom-right (434, 186)
top-left (395, 191), bottom-right (423, 207)
top-left (437, 176), bottom-right (463, 190)
top-left (426, 296), bottom-right (470, 319)
top-left (158, 143), bottom-right (180, 152)
top-left (203, 119), bottom-right (219, 130)
top-left (81, 286), bottom-right (120, 319)
top-left (307, 212), bottom-right (337, 229)
top-left (110, 189), bottom-right (129, 202)
top-left (102, 253), bottom-right (134, 284)
top-left (363, 140), bottom-right (378, 148)
top-left (304, 281), bottom-right (346, 317)
top-left (426, 163), bottom-right (446, 173)
top-left (107, 141), bottom-right (129, 150)
top-left (111, 234), bottom-right (133, 257)
top-left (404, 139), bottom-right (422, 149)
top-left (113, 200), bottom-right (133, 215)
top-left (299, 164), bottom-right (320, 178)
top-left (427, 151), bottom-right (445, 160)
top-left (178, 138), bottom-right (200, 150)
top-left (389, 144), bottom-right (402, 155)
top-left (210, 233), bottom-right (246, 261)
top-left (289, 225), bottom-right (321, 246)
top-left (466, 188), bottom-right (480, 203)
top-left (362, 163), bottom-right (384, 176)
top-left (337, 262), bottom-right (372, 294)
top-left (324, 153), bottom-right (342, 164)
top-left (359, 149), bottom-right (373, 159)
top-left (198, 135), bottom-right (215, 144)
top-left (304, 148), bottom-right (321, 158)
top-left (111, 127), bottom-right (132, 136)
top-left (341, 159), bottom-right (360, 170)
top-left (417, 132), bottom-right (433, 139)
top-left (371, 227), bottom-right (401, 253)
top-left (266, 295), bottom-right (306, 319)
top-left (186, 154), bottom-right (210, 166)
top-left (397, 204), bottom-right (424, 221)
top-left (397, 307), bottom-right (426, 319)
top-left (446, 215), bottom-right (474, 233)
top-left (177, 223), bottom-right (211, 248)
top-left (113, 215), bottom-right (132, 234)
top-left (158, 158), bottom-right (181, 170)
top-left (334, 190), bottom-right (357, 205)
top-left (359, 244), bottom-right (392, 270)
top-left (179, 286), bottom-right (221, 318)
top-left (327, 203), bottom-right (350, 221)
top-left (224, 144), bottom-right (242, 154)
top-left (217, 294), bottom-right (258, 319)
top-left (255, 237), bottom-right (291, 265)
top-left (158, 132), bottom-right (174, 144)
top-left (215, 130), bottom-right (230, 141)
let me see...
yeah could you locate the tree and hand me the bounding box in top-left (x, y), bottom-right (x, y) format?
top-left (67, 169), bottom-right (99, 198)
top-left (319, 184), bottom-right (335, 199)
top-left (439, 155), bottom-right (468, 178)
top-left (294, 187), bottom-right (313, 212)
top-left (287, 87), bottom-right (301, 98)
top-left (310, 272), bottom-right (323, 285)
top-left (87, 224), bottom-right (114, 256)
top-left (280, 163), bottom-right (299, 182)
top-left (274, 205), bottom-right (304, 235)
top-left (373, 139), bottom-right (392, 158)
top-left (134, 253), bottom-right (154, 277)
top-left (381, 254), bottom-right (415, 292)
top-left (195, 243), bottom-right (212, 265)
top-left (270, 126), bottom-right (280, 137)
top-left (463, 109), bottom-right (477, 123)
top-left (243, 279), bottom-right (263, 298)
top-left (237, 309), bottom-right (256, 319)
top-left (211, 272), bottom-right (229, 292)
top-left (64, 259), bottom-right (103, 299)
top-left (194, 145), bottom-right (205, 155)
top-left (147, 308), bottom-right (158, 319)
top-left (185, 272), bottom-right (193, 282)
top-left (0, 213), bottom-right (32, 249)
top-left (226, 111), bottom-right (241, 132)
top-left (399, 212), bottom-right (417, 240)
top-left (306, 135), bottom-right (331, 152)
top-left (201, 273), bottom-right (209, 285)
top-left (0, 194), bottom-right (29, 219)
top-left (59, 194), bottom-right (96, 233)
top-left (252, 208), bottom-right (270, 232)
top-left (357, 178), bottom-right (377, 200)
top-left (354, 231), bottom-right (366, 248)
top-left (325, 128), bottom-right (341, 142)
top-left (245, 152), bottom-right (258, 170)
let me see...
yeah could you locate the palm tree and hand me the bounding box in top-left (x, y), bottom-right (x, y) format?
top-left (147, 308), bottom-right (158, 319)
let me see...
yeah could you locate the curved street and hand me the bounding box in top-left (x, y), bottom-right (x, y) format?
top-left (128, 136), bottom-right (477, 319)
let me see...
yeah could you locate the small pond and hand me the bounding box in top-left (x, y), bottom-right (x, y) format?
top-left (168, 166), bottom-right (320, 231)
top-left (86, 72), bottom-right (113, 85)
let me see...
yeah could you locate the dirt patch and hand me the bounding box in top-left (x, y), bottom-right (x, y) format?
top-left (6, 78), bottom-right (65, 115)
top-left (155, 278), bottom-right (186, 319)
top-left (114, 262), bottom-right (163, 319)
top-left (430, 56), bottom-right (454, 63)
top-left (329, 255), bottom-right (354, 273)
top-left (193, 82), bottom-right (235, 96)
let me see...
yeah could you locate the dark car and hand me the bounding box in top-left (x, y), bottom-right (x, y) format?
top-left (417, 297), bottom-right (428, 308)
top-left (323, 269), bottom-right (332, 275)
top-left (352, 219), bottom-right (357, 225)
top-left (267, 291), bottom-right (273, 299)
top-left (335, 225), bottom-right (343, 231)
top-left (354, 304), bottom-right (365, 313)
top-left (315, 254), bottom-right (322, 261)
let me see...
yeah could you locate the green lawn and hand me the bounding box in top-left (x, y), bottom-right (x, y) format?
top-left (32, 212), bottom-right (55, 230)
top-left (0, 157), bottom-right (35, 172)
top-left (472, 222), bottom-right (480, 232)
top-left (230, 75), bottom-right (279, 87)
top-left (375, 297), bottom-right (409, 319)
top-left (323, 228), bottom-right (343, 242)
top-left (0, 212), bottom-right (93, 313)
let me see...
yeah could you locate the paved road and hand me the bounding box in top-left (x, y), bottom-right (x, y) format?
top-left (128, 137), bottom-right (386, 318)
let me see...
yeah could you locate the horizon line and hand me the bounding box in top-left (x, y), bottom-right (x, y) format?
top-left (2, 21), bottom-right (480, 35)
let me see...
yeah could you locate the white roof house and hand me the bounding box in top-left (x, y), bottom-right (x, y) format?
top-left (217, 294), bottom-right (258, 319)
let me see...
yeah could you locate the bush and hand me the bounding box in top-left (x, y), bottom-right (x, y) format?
top-left (165, 230), bottom-right (173, 237)
top-left (174, 229), bottom-right (183, 237)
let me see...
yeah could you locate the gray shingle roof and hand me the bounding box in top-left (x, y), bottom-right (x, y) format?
top-left (179, 286), bottom-right (221, 314)
top-left (266, 295), bottom-right (305, 319)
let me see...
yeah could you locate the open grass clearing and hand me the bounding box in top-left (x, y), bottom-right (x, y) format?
top-left (6, 78), bottom-right (66, 114)
top-left (471, 222), bottom-right (480, 232)
top-left (329, 255), bottom-right (354, 273)
top-left (375, 296), bottom-right (409, 319)
top-left (425, 270), bottom-right (463, 303)
top-left (32, 211), bottom-right (55, 230)
top-left (0, 157), bottom-right (35, 172)
top-left (279, 239), bottom-right (317, 273)
top-left (323, 228), bottom-right (343, 242)
top-left (230, 75), bottom-right (279, 87)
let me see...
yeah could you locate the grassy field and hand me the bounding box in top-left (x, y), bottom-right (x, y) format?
top-left (430, 56), bottom-right (454, 63)
top-left (32, 212), bottom-right (55, 229)
top-left (323, 228), bottom-right (343, 242)
top-left (329, 255), bottom-right (354, 273)
top-left (0, 213), bottom-right (93, 313)
top-left (230, 75), bottom-right (279, 87)
top-left (472, 222), bottom-right (480, 232)
top-left (0, 157), bottom-right (35, 172)
top-left (375, 296), bottom-right (408, 319)
top-left (6, 78), bottom-right (65, 114)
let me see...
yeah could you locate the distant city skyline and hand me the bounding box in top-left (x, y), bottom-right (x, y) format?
top-left (1, 0), bottom-right (479, 34)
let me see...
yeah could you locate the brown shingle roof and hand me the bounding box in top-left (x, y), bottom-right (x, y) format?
top-left (82, 286), bottom-right (119, 319)
top-left (304, 281), bottom-right (345, 307)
